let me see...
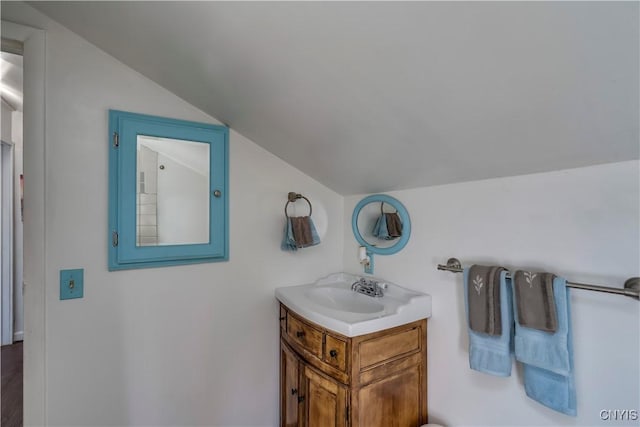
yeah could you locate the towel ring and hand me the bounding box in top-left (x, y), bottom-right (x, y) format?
top-left (380, 201), bottom-right (398, 215)
top-left (285, 192), bottom-right (313, 218)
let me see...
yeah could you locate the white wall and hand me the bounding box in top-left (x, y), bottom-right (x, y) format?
top-left (0, 100), bottom-right (24, 342)
top-left (0, 140), bottom-right (12, 345)
top-left (3, 3), bottom-right (343, 426)
top-left (344, 161), bottom-right (640, 426)
top-left (12, 110), bottom-right (23, 341)
top-left (0, 100), bottom-right (12, 345)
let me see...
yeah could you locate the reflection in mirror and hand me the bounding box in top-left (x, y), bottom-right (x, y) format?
top-left (355, 202), bottom-right (399, 249)
top-left (136, 135), bottom-right (209, 246)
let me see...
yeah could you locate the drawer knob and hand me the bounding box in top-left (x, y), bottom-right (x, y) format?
top-left (329, 349), bottom-right (338, 358)
top-left (296, 331), bottom-right (306, 338)
top-left (298, 395), bottom-right (305, 403)
top-left (291, 388), bottom-right (298, 395)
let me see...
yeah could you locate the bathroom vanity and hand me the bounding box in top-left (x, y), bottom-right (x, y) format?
top-left (276, 273), bottom-right (431, 427)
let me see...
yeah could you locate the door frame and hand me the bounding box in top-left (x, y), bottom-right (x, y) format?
top-left (1, 21), bottom-right (46, 426)
top-left (1, 140), bottom-right (15, 346)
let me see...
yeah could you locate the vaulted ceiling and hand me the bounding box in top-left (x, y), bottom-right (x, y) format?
top-left (32, 1), bottom-right (639, 195)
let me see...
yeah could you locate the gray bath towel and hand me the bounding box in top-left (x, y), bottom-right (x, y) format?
top-left (467, 265), bottom-right (506, 336)
top-left (513, 271), bottom-right (558, 333)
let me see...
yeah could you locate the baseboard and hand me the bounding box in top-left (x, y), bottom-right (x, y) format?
top-left (13, 331), bottom-right (23, 342)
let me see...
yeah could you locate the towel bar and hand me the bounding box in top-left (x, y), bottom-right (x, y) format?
top-left (437, 258), bottom-right (639, 300)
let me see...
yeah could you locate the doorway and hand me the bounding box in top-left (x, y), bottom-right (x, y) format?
top-left (1, 37), bottom-right (24, 427)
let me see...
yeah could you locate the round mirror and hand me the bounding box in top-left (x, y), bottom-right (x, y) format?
top-left (351, 194), bottom-right (411, 255)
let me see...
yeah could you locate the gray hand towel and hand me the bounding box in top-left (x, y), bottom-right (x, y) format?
top-left (513, 271), bottom-right (558, 333)
top-left (291, 216), bottom-right (313, 247)
top-left (467, 265), bottom-right (506, 336)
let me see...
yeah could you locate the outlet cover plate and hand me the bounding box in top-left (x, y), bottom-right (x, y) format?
top-left (60, 269), bottom-right (84, 300)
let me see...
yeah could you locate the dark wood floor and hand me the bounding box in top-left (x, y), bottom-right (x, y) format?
top-left (1, 342), bottom-right (23, 427)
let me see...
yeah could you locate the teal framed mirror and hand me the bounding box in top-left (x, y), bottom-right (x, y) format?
top-left (351, 194), bottom-right (411, 274)
top-left (108, 110), bottom-right (229, 270)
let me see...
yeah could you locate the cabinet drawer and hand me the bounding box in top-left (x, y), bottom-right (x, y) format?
top-left (287, 313), bottom-right (323, 358)
top-left (358, 327), bottom-right (420, 369)
top-left (324, 335), bottom-right (347, 372)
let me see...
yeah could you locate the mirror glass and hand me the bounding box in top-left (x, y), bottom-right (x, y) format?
top-left (352, 194), bottom-right (411, 255)
top-left (355, 202), bottom-right (400, 249)
top-left (136, 135), bottom-right (209, 246)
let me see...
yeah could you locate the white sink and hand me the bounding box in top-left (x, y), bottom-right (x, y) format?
top-left (306, 287), bottom-right (385, 313)
top-left (275, 273), bottom-right (432, 337)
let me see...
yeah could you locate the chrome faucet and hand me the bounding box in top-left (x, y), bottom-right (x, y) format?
top-left (351, 278), bottom-right (384, 298)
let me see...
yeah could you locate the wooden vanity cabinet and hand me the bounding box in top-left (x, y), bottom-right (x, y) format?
top-left (279, 304), bottom-right (428, 427)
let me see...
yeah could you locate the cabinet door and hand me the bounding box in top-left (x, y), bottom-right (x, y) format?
top-left (355, 365), bottom-right (422, 427)
top-left (108, 110), bottom-right (229, 270)
top-left (302, 364), bottom-right (347, 427)
top-left (281, 342), bottom-right (301, 427)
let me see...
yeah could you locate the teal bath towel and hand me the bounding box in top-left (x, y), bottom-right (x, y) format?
top-left (281, 218), bottom-right (297, 251)
top-left (513, 275), bottom-right (577, 416)
top-left (463, 268), bottom-right (514, 376)
top-left (372, 214), bottom-right (390, 239)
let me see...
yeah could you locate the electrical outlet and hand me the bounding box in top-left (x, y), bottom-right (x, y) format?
top-left (60, 269), bottom-right (84, 300)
